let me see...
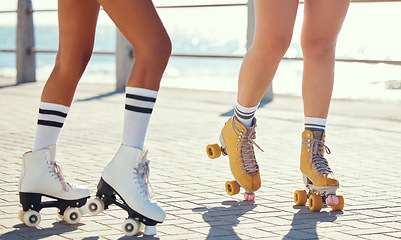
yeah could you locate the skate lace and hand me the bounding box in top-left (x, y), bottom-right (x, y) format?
top-left (232, 118), bottom-right (263, 175)
top-left (302, 138), bottom-right (332, 177)
top-left (47, 161), bottom-right (72, 191)
top-left (134, 150), bottom-right (155, 200)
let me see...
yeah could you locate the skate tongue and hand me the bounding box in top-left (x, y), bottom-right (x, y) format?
top-left (134, 149), bottom-right (156, 200)
top-left (49, 161), bottom-right (72, 191)
top-left (312, 131), bottom-right (324, 140)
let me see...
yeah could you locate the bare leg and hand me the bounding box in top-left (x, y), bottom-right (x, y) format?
top-left (301, 0), bottom-right (350, 118)
top-left (97, 0), bottom-right (171, 90)
top-left (237, 0), bottom-right (299, 107)
top-left (41, 0), bottom-right (100, 106)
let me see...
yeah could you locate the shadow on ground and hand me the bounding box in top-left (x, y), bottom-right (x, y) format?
top-left (193, 200), bottom-right (257, 240)
top-left (283, 205), bottom-right (343, 240)
top-left (0, 222), bottom-right (89, 240)
top-left (76, 90), bottom-right (124, 102)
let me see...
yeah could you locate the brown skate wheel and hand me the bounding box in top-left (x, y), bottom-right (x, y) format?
top-left (331, 195), bottom-right (344, 211)
top-left (225, 180), bottom-right (240, 196)
top-left (206, 144), bottom-right (221, 159)
top-left (294, 190), bottom-right (307, 206)
top-left (309, 194), bottom-right (323, 212)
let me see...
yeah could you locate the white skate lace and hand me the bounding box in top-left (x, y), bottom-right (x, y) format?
top-left (47, 161), bottom-right (72, 191)
top-left (232, 118), bottom-right (263, 175)
top-left (134, 150), bottom-right (155, 201)
top-left (302, 137), bottom-right (332, 177)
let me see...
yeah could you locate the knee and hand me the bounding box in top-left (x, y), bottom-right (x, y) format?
top-left (135, 35), bottom-right (172, 67)
top-left (251, 36), bottom-right (292, 63)
top-left (301, 36), bottom-right (336, 60)
top-left (54, 48), bottom-right (93, 79)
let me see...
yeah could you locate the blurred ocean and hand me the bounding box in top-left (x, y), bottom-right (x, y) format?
top-left (1, 2), bottom-right (401, 103)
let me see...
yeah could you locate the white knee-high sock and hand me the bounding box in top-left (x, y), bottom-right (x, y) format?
top-left (33, 102), bottom-right (69, 151)
top-left (122, 87), bottom-right (158, 150)
top-left (234, 101), bottom-right (259, 127)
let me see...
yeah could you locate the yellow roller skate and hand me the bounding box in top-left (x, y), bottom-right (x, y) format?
top-left (206, 116), bottom-right (263, 201)
top-left (294, 130), bottom-right (344, 212)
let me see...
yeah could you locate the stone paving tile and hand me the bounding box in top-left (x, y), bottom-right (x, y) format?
top-left (1, 79), bottom-right (401, 239)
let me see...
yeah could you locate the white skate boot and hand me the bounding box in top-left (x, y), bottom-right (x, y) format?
top-left (86, 145), bottom-right (165, 236)
top-left (18, 145), bottom-right (90, 227)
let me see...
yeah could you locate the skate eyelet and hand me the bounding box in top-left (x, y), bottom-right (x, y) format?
top-left (308, 149), bottom-right (310, 152)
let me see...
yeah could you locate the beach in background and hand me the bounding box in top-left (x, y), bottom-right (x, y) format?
top-left (1, 0), bottom-right (401, 103)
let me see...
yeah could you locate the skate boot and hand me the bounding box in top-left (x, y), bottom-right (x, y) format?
top-left (86, 145), bottom-right (165, 236)
top-left (206, 116), bottom-right (262, 201)
top-left (18, 145), bottom-right (90, 227)
top-left (294, 130), bottom-right (344, 211)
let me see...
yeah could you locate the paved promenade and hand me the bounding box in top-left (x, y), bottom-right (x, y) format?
top-left (0, 78), bottom-right (400, 240)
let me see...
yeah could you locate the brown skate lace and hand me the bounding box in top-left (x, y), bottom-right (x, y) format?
top-left (134, 150), bottom-right (155, 200)
top-left (302, 137), bottom-right (332, 177)
top-left (47, 161), bottom-right (72, 191)
top-left (232, 118), bottom-right (263, 175)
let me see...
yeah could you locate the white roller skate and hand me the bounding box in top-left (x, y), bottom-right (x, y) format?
top-left (18, 145), bottom-right (90, 227)
top-left (86, 145), bottom-right (165, 236)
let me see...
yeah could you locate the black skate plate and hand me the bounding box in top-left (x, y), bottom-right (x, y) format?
top-left (96, 178), bottom-right (161, 226)
top-left (19, 192), bottom-right (89, 214)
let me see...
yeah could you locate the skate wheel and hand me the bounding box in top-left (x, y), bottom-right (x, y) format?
top-left (144, 225), bottom-right (157, 236)
top-left (294, 190), bottom-right (308, 206)
top-left (206, 144), bottom-right (221, 159)
top-left (86, 197), bottom-right (104, 215)
top-left (122, 218), bottom-right (140, 236)
top-left (22, 210), bottom-right (41, 227)
top-left (18, 210), bottom-right (25, 222)
top-left (63, 207), bottom-right (82, 225)
top-left (244, 192), bottom-right (255, 201)
top-left (225, 181), bottom-right (240, 196)
top-left (330, 195), bottom-right (344, 211)
top-left (308, 195), bottom-right (323, 212)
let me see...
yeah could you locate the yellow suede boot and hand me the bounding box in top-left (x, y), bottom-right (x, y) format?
top-left (295, 130), bottom-right (344, 211)
top-left (300, 130), bottom-right (338, 188)
top-left (220, 116), bottom-right (262, 192)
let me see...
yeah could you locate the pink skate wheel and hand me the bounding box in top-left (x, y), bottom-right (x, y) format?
top-left (326, 195), bottom-right (339, 206)
top-left (244, 192), bottom-right (255, 201)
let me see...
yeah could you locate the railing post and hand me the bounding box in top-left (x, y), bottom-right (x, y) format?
top-left (247, 0), bottom-right (273, 102)
top-left (16, 0), bottom-right (36, 84)
top-left (116, 30), bottom-right (134, 91)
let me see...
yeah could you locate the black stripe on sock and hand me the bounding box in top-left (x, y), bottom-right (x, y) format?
top-left (39, 109), bottom-right (68, 118)
top-left (126, 94), bottom-right (156, 103)
top-left (305, 123), bottom-right (325, 128)
top-left (125, 104), bottom-right (153, 114)
top-left (37, 120), bottom-right (64, 128)
top-left (236, 108), bottom-right (255, 116)
top-left (235, 109), bottom-right (254, 120)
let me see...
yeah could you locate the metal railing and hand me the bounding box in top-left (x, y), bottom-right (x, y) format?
top-left (1, 0), bottom-right (400, 98)
top-left (1, 0), bottom-right (266, 94)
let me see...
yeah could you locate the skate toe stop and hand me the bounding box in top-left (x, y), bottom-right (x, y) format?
top-left (326, 195), bottom-right (339, 206)
top-left (144, 225), bottom-right (157, 235)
